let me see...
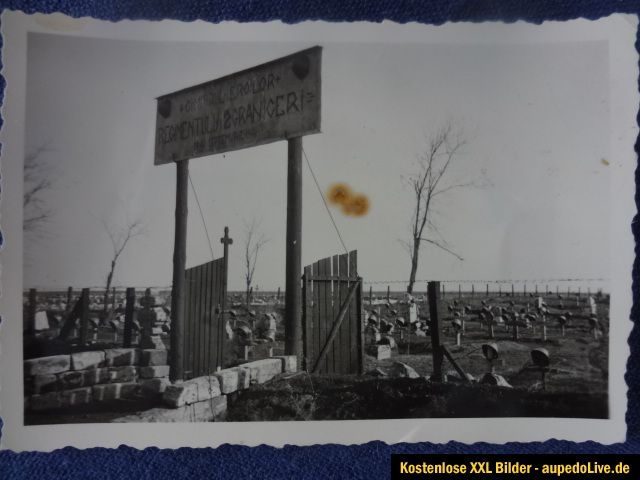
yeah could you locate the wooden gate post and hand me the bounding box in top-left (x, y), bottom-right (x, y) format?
top-left (123, 287), bottom-right (136, 347)
top-left (285, 137), bottom-right (303, 362)
top-left (79, 288), bottom-right (90, 346)
top-left (427, 281), bottom-right (444, 382)
top-left (170, 159), bottom-right (189, 382)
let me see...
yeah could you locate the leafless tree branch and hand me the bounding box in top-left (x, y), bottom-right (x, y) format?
top-left (243, 218), bottom-right (270, 306)
top-left (24, 145), bottom-right (56, 237)
top-left (403, 121), bottom-right (473, 293)
top-left (100, 217), bottom-right (146, 318)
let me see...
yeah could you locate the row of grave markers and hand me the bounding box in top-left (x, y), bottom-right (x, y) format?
top-left (25, 287), bottom-right (146, 348)
top-left (367, 283), bottom-right (599, 304)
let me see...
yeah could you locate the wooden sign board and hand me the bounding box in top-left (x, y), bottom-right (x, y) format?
top-left (154, 46), bottom-right (322, 165)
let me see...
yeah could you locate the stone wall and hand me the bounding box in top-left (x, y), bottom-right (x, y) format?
top-left (24, 348), bottom-right (170, 412)
top-left (25, 350), bottom-right (298, 422)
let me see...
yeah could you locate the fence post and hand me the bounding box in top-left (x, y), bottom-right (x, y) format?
top-left (79, 288), bottom-right (90, 346)
top-left (486, 284), bottom-right (489, 297)
top-left (535, 284), bottom-right (538, 295)
top-left (66, 286), bottom-right (73, 312)
top-left (123, 287), bottom-right (136, 347)
top-left (111, 286), bottom-right (116, 311)
top-left (442, 283), bottom-right (445, 298)
top-left (277, 287), bottom-right (281, 302)
top-left (511, 284), bottom-right (514, 296)
top-left (369, 285), bottom-right (373, 306)
top-left (26, 288), bottom-right (37, 336)
top-left (471, 284), bottom-right (474, 297)
top-left (427, 281), bottom-right (444, 382)
top-left (458, 284), bottom-right (461, 299)
top-left (524, 283), bottom-right (527, 296)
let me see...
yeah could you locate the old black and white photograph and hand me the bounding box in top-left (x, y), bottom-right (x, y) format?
top-left (0, 12), bottom-right (635, 450)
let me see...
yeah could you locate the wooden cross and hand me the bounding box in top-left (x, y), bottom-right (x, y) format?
top-left (220, 226), bottom-right (233, 256)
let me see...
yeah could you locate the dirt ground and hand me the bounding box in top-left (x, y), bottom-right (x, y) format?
top-left (225, 374), bottom-right (607, 421)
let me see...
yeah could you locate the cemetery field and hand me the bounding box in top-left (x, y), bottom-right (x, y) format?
top-left (226, 292), bottom-right (610, 420)
top-left (23, 289), bottom-right (609, 422)
top-left (365, 293), bottom-right (609, 396)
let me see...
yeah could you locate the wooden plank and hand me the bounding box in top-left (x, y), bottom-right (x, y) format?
top-left (357, 279), bottom-right (364, 375)
top-left (333, 254), bottom-right (343, 375)
top-left (348, 250), bottom-right (359, 374)
top-left (202, 261), bottom-right (212, 375)
top-left (200, 262), bottom-right (209, 376)
top-left (212, 259), bottom-right (220, 373)
top-left (318, 258), bottom-right (331, 373)
top-left (312, 260), bottom-right (322, 373)
top-left (311, 279), bottom-right (361, 374)
top-left (310, 262), bottom-right (317, 372)
top-left (207, 260), bottom-right (224, 371)
top-left (183, 267), bottom-right (191, 378)
top-left (188, 265), bottom-right (198, 378)
top-left (202, 262), bottom-right (210, 375)
top-left (213, 258), bottom-right (223, 371)
top-left (186, 266), bottom-right (196, 378)
top-left (219, 257), bottom-right (227, 368)
top-left (191, 266), bottom-right (200, 377)
top-left (442, 346), bottom-right (472, 384)
top-left (323, 257), bottom-right (334, 373)
top-left (202, 262), bottom-right (211, 374)
top-left (197, 263), bottom-right (207, 376)
top-left (303, 265), bottom-right (313, 371)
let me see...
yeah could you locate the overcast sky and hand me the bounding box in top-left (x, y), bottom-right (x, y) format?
top-left (24, 33), bottom-right (610, 292)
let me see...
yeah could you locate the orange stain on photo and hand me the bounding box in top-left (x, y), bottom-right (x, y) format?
top-left (327, 183), bottom-right (353, 205)
top-left (342, 194), bottom-right (370, 217)
top-left (327, 182), bottom-right (370, 217)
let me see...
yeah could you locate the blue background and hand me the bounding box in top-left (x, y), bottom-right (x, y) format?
top-left (0, 1), bottom-right (639, 478)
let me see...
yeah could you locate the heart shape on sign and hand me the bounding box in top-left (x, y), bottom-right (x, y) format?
top-left (158, 98), bottom-right (172, 119)
top-left (291, 54), bottom-right (310, 80)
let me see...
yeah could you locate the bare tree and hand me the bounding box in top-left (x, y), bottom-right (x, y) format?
top-left (402, 122), bottom-right (473, 294)
top-left (100, 217), bottom-right (145, 318)
top-left (243, 218), bottom-right (269, 306)
top-left (24, 145), bottom-right (54, 236)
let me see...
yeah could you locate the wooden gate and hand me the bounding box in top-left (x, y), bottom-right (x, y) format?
top-left (302, 250), bottom-right (364, 375)
top-left (181, 229), bottom-right (230, 379)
